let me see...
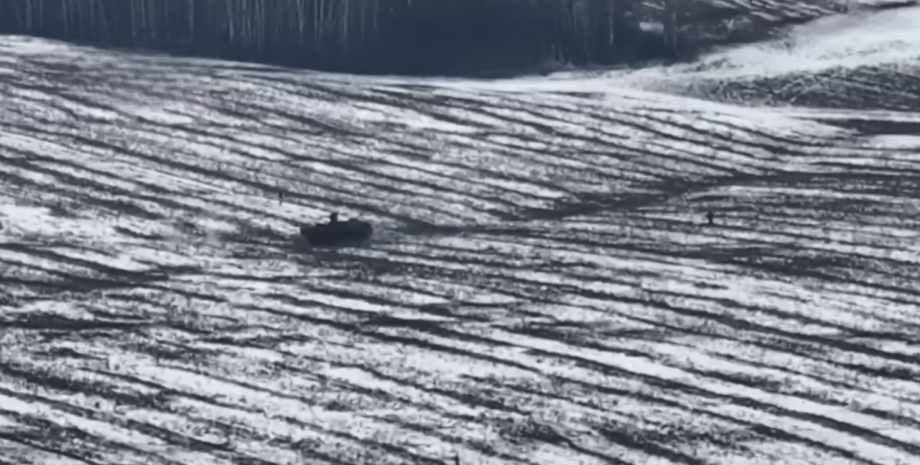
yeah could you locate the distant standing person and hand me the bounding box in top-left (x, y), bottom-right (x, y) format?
top-left (329, 212), bottom-right (339, 223)
top-left (706, 210), bottom-right (714, 225)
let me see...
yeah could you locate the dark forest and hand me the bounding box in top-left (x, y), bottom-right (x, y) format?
top-left (0, 0), bottom-right (693, 76)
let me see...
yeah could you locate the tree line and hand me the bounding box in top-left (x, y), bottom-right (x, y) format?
top-left (0, 0), bottom-right (688, 76)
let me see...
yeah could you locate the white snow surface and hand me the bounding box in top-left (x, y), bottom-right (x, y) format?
top-left (2, 7), bottom-right (920, 465)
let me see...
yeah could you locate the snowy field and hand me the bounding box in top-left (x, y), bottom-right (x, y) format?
top-left (2, 6), bottom-right (920, 465)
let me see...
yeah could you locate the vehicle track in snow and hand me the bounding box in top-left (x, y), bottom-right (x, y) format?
top-left (1, 30), bottom-right (920, 465)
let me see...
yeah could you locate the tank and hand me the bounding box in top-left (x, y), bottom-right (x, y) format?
top-left (299, 218), bottom-right (373, 246)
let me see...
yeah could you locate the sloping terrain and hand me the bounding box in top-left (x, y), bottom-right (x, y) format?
top-left (648, 4), bottom-right (920, 111)
top-left (2, 6), bottom-right (920, 465)
top-left (656, 0), bottom-right (919, 47)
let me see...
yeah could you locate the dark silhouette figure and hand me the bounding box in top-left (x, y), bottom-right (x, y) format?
top-left (329, 212), bottom-right (339, 223)
top-left (706, 211), bottom-right (714, 225)
top-left (278, 192), bottom-right (283, 203)
top-left (454, 454), bottom-right (460, 465)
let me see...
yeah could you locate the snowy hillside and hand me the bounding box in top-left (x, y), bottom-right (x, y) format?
top-left (2, 6), bottom-right (920, 465)
top-left (643, 0), bottom-right (919, 51)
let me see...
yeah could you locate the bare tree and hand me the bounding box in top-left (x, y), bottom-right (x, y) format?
top-left (1, 0), bottom-right (659, 75)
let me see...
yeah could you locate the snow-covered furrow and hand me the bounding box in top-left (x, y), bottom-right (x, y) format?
top-left (1, 36), bottom-right (920, 465)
